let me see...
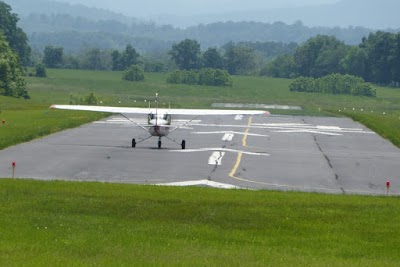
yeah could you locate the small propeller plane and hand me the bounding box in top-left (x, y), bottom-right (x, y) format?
top-left (51, 95), bottom-right (269, 149)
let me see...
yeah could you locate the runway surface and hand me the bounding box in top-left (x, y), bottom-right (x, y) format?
top-left (0, 114), bottom-right (399, 195)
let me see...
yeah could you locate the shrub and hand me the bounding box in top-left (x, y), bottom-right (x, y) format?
top-left (167, 68), bottom-right (233, 87)
top-left (290, 74), bottom-right (376, 97)
top-left (69, 92), bottom-right (99, 105)
top-left (35, 64), bottom-right (47, 78)
top-left (122, 65), bottom-right (145, 81)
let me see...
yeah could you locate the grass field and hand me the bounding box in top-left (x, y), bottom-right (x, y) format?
top-left (1, 179), bottom-right (399, 266)
top-left (1, 69), bottom-right (400, 265)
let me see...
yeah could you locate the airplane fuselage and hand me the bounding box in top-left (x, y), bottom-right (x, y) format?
top-left (148, 113), bottom-right (171, 137)
top-left (149, 125), bottom-right (170, 137)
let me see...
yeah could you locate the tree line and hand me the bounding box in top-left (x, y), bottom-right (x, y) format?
top-left (263, 33), bottom-right (400, 86)
top-left (38, 39), bottom-right (262, 76)
top-left (0, 2), bottom-right (29, 98)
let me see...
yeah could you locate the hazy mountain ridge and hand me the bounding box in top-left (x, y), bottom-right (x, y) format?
top-left (3, 0), bottom-right (399, 54)
top-left (154, 0), bottom-right (400, 28)
top-left (5, 0), bottom-right (136, 24)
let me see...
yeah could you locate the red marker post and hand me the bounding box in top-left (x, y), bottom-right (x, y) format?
top-left (386, 180), bottom-right (390, 196)
top-left (12, 161), bottom-right (16, 179)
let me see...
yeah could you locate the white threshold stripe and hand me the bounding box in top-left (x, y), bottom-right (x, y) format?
top-left (172, 148), bottom-right (270, 156)
top-left (208, 151), bottom-right (226, 165)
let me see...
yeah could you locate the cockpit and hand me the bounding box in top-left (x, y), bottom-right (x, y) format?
top-left (148, 113), bottom-right (171, 124)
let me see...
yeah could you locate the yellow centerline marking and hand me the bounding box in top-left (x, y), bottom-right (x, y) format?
top-left (230, 117), bottom-right (252, 178)
top-left (242, 117), bottom-right (252, 147)
top-left (229, 153), bottom-right (242, 178)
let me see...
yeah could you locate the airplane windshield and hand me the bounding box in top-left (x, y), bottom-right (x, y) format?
top-left (149, 114), bottom-right (169, 120)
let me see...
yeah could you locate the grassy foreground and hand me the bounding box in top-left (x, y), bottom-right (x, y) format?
top-left (0, 179), bottom-right (399, 266)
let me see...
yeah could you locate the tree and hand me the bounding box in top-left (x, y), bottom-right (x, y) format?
top-left (43, 46), bottom-right (64, 68)
top-left (202, 48), bottom-right (225, 69)
top-left (0, 2), bottom-right (31, 65)
top-left (81, 48), bottom-right (112, 70)
top-left (0, 33), bottom-right (28, 98)
top-left (122, 45), bottom-right (140, 69)
top-left (261, 54), bottom-right (296, 78)
top-left (225, 45), bottom-right (257, 75)
top-left (361, 31), bottom-right (398, 84)
top-left (122, 65), bottom-right (145, 81)
top-left (339, 46), bottom-right (368, 78)
top-left (169, 39), bottom-right (201, 70)
top-left (294, 35), bottom-right (348, 78)
top-left (111, 45), bottom-right (140, 71)
top-left (111, 50), bottom-right (122, 71)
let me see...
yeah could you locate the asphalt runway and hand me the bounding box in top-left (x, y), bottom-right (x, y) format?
top-left (1, 113), bottom-right (399, 195)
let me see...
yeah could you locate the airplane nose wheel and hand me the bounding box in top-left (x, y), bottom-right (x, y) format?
top-left (158, 137), bottom-right (162, 149)
top-left (181, 140), bottom-right (186, 150)
top-left (132, 138), bottom-right (136, 148)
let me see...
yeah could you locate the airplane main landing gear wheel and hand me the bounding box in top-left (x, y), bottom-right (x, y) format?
top-left (132, 138), bottom-right (136, 148)
top-left (181, 140), bottom-right (186, 150)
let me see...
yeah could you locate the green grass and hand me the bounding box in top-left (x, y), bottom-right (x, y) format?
top-left (0, 179), bottom-right (399, 266)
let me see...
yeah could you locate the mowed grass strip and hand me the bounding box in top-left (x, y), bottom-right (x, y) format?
top-left (0, 179), bottom-right (399, 266)
top-left (0, 108), bottom-right (107, 150)
top-left (339, 111), bottom-right (400, 148)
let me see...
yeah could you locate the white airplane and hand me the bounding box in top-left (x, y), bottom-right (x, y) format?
top-left (51, 97), bottom-right (269, 149)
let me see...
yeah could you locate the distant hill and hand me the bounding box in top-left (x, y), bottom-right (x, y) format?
top-left (147, 0), bottom-right (400, 29)
top-left (3, 0), bottom-right (398, 54)
top-left (6, 0), bottom-right (136, 24)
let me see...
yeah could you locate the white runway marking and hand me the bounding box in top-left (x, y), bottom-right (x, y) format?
top-left (189, 122), bottom-right (374, 136)
top-left (156, 180), bottom-right (243, 189)
top-left (193, 131), bottom-right (269, 137)
top-left (274, 129), bottom-right (343, 136)
top-left (235, 115), bottom-right (243, 120)
top-left (208, 152), bottom-right (226, 165)
top-left (172, 148), bottom-right (270, 156)
top-left (222, 133), bottom-right (235, 141)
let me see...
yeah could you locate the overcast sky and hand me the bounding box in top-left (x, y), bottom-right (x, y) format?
top-left (53, 0), bottom-right (340, 16)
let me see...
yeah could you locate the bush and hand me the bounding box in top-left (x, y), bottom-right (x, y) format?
top-left (122, 65), bottom-right (145, 81)
top-left (290, 74), bottom-right (376, 97)
top-left (35, 64), bottom-right (47, 77)
top-left (167, 68), bottom-right (233, 87)
top-left (166, 71), bottom-right (183, 84)
top-left (69, 92), bottom-right (99, 105)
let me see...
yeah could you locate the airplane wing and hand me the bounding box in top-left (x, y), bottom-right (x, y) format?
top-left (50, 105), bottom-right (270, 115)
